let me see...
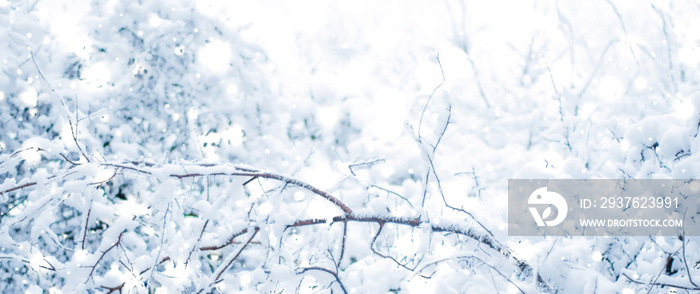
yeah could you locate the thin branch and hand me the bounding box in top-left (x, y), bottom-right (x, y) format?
top-left (38, 258), bottom-right (56, 271)
top-left (337, 219), bottom-right (347, 267)
top-left (3, 156), bottom-right (548, 292)
top-left (424, 146), bottom-right (494, 237)
top-left (242, 176), bottom-right (258, 186)
top-left (118, 243), bottom-right (134, 273)
top-left (185, 219), bottom-right (210, 267)
top-left (89, 168), bottom-right (118, 188)
top-left (286, 213), bottom-right (549, 292)
top-left (455, 166), bottom-right (487, 198)
top-left (297, 266), bottom-right (348, 294)
top-left (681, 209), bottom-right (697, 287)
top-left (647, 251), bottom-right (674, 294)
top-left (545, 60), bottom-right (560, 96)
top-left (59, 153), bottom-right (78, 166)
top-left (417, 53), bottom-right (446, 145)
top-left (30, 51), bottom-right (93, 164)
top-left (68, 165), bottom-right (339, 230)
top-left (651, 4), bottom-right (678, 93)
top-left (623, 272), bottom-right (700, 291)
top-left (577, 40), bottom-right (614, 99)
top-left (147, 202), bottom-right (170, 289)
top-left (370, 185), bottom-right (414, 209)
top-left (605, 0), bottom-right (639, 64)
top-left (288, 218), bottom-right (328, 228)
top-left (30, 50), bottom-right (74, 111)
top-left (421, 169), bottom-right (430, 207)
top-left (432, 104), bottom-right (451, 153)
top-left (86, 232), bottom-right (124, 283)
top-left (101, 283), bottom-right (125, 294)
top-left (456, 42), bottom-right (491, 108)
top-left (169, 169), bottom-right (353, 215)
top-left (517, 34), bottom-right (537, 86)
top-left (81, 206), bottom-right (92, 250)
top-left (137, 256), bottom-right (171, 276)
top-left (213, 227), bottom-right (260, 282)
top-left (200, 227), bottom-right (250, 251)
top-left (415, 255), bottom-right (526, 293)
top-left (413, 98), bottom-right (493, 236)
top-left (0, 182), bottom-right (37, 196)
top-left (370, 223), bottom-right (423, 273)
top-left (348, 158), bottom-right (386, 176)
top-left (69, 96), bottom-right (90, 163)
top-left (101, 163), bottom-right (152, 175)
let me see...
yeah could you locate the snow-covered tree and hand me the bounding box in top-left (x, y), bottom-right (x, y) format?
top-left (1, 0), bottom-right (699, 293)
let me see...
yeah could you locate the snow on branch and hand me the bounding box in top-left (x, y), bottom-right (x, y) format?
top-left (0, 155), bottom-right (551, 292)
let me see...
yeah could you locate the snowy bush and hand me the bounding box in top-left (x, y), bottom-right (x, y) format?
top-left (1, 0), bottom-right (700, 293)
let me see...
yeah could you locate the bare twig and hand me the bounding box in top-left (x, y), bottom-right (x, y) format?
top-left (0, 182), bottom-right (37, 197)
top-left (150, 161), bottom-right (545, 291)
top-left (87, 232), bottom-right (124, 283)
top-left (59, 153), bottom-right (78, 166)
top-left (623, 272), bottom-right (700, 291)
top-left (30, 50), bottom-right (92, 162)
top-left (431, 104), bottom-right (451, 152)
top-left (37, 258), bottom-right (56, 271)
top-left (455, 166), bottom-right (487, 198)
top-left (297, 266), bottom-right (348, 294)
top-left (424, 144), bottom-right (494, 237)
top-left (81, 206), bottom-right (92, 250)
top-left (89, 168), bottom-right (118, 188)
top-left (421, 170), bottom-right (430, 207)
top-left (289, 218), bottom-right (328, 227)
top-left (105, 162), bottom-right (353, 216)
top-left (545, 60), bottom-right (560, 96)
top-left (337, 219), bottom-right (347, 267)
top-left (605, 0), bottom-right (639, 64)
top-left (370, 223), bottom-right (424, 274)
top-left (651, 4), bottom-right (678, 93)
top-left (371, 184), bottom-right (414, 208)
top-left (147, 202), bottom-right (170, 289)
top-left (169, 169), bottom-right (353, 215)
top-left (242, 176), bottom-right (258, 186)
top-left (348, 158), bottom-right (386, 176)
top-left (415, 255), bottom-right (526, 293)
top-left (577, 40), bottom-right (614, 99)
top-left (69, 96), bottom-right (90, 163)
top-left (213, 227), bottom-right (260, 282)
top-left (417, 56), bottom-right (445, 142)
top-left (286, 213), bottom-right (548, 291)
top-left (101, 283), bottom-right (125, 294)
top-left (137, 257), bottom-right (171, 276)
top-left (185, 219), bottom-right (210, 268)
top-left (200, 227), bottom-right (250, 251)
top-left (680, 209), bottom-right (697, 287)
top-left (4, 155), bottom-right (549, 292)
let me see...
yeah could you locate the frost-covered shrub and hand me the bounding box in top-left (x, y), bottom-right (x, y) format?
top-left (2, 0), bottom-right (700, 293)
